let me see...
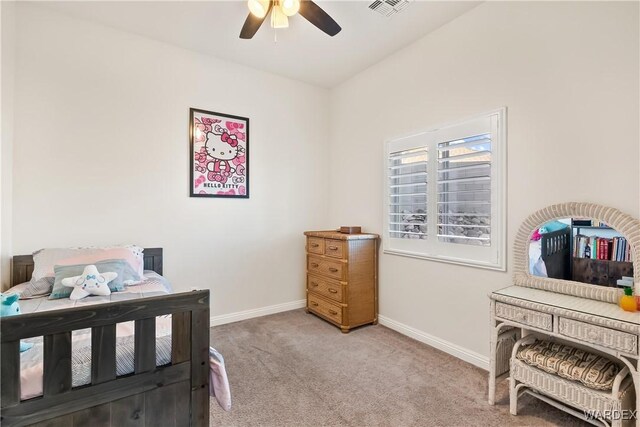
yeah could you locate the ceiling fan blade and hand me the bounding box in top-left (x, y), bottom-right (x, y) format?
top-left (299, 0), bottom-right (341, 37)
top-left (239, 3), bottom-right (272, 39)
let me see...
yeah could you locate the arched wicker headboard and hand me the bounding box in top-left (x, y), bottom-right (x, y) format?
top-left (513, 202), bottom-right (639, 303)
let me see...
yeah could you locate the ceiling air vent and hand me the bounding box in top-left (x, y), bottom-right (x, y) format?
top-left (368, 0), bottom-right (410, 17)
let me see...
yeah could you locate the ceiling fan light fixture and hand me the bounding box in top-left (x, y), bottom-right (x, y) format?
top-left (270, 4), bottom-right (289, 29)
top-left (247, 0), bottom-right (270, 18)
top-left (280, 0), bottom-right (300, 17)
top-left (239, 0), bottom-right (341, 39)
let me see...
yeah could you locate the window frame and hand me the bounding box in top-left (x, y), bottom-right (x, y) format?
top-left (382, 108), bottom-right (507, 271)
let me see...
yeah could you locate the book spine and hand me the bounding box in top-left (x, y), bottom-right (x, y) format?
top-left (597, 238), bottom-right (603, 260)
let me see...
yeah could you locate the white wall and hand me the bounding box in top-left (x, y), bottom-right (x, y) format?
top-left (1, 1), bottom-right (16, 290)
top-left (10, 4), bottom-right (331, 316)
top-left (329, 1), bottom-right (639, 362)
top-left (7, 1), bottom-right (639, 366)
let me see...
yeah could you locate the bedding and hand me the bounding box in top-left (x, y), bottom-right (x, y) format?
top-left (20, 277), bottom-right (54, 299)
top-left (209, 347), bottom-right (232, 411)
top-left (49, 259), bottom-right (139, 299)
top-left (11, 271), bottom-right (231, 410)
top-left (10, 271), bottom-right (172, 311)
top-left (529, 240), bottom-right (548, 278)
top-left (31, 245), bottom-right (144, 281)
top-left (15, 271), bottom-right (173, 400)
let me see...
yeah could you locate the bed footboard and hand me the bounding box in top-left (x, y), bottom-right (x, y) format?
top-left (0, 290), bottom-right (210, 427)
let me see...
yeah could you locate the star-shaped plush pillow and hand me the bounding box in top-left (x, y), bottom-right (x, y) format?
top-left (61, 264), bottom-right (118, 300)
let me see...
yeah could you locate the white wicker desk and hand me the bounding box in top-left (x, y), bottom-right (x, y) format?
top-left (489, 285), bottom-right (640, 426)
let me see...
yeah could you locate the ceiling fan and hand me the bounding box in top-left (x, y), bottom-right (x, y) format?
top-left (240, 0), bottom-right (342, 39)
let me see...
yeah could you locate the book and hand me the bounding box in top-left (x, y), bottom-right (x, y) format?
top-left (597, 239), bottom-right (603, 260)
top-left (573, 234), bottom-right (630, 262)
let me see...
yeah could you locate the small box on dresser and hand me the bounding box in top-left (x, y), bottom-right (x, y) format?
top-left (304, 230), bottom-right (379, 333)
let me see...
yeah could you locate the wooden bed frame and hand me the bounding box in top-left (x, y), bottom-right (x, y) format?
top-left (1, 248), bottom-right (210, 427)
top-left (540, 228), bottom-right (571, 280)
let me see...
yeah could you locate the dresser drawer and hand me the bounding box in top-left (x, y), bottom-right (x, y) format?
top-left (324, 239), bottom-right (345, 259)
top-left (307, 256), bottom-right (345, 281)
top-left (495, 302), bottom-right (552, 331)
top-left (308, 294), bottom-right (343, 324)
top-left (307, 275), bottom-right (343, 303)
top-left (558, 317), bottom-right (638, 355)
top-left (307, 237), bottom-right (324, 255)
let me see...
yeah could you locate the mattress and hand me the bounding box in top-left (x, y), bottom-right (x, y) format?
top-left (12, 272), bottom-right (174, 400)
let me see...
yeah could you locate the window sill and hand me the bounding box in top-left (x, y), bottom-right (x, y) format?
top-left (383, 249), bottom-right (506, 272)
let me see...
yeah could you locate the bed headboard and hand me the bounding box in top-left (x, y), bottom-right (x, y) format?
top-left (11, 248), bottom-right (163, 288)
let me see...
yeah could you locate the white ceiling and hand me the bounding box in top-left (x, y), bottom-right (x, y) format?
top-left (39, 1), bottom-right (480, 88)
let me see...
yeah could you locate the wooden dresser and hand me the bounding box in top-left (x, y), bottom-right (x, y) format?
top-left (304, 230), bottom-right (379, 333)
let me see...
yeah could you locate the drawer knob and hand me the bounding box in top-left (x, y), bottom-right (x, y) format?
top-left (311, 243), bottom-right (319, 248)
top-left (310, 301), bottom-right (318, 307)
top-left (311, 263), bottom-right (319, 268)
top-left (328, 246), bottom-right (338, 251)
top-left (328, 288), bottom-right (338, 294)
top-left (310, 282), bottom-right (318, 287)
top-left (329, 268), bottom-right (338, 273)
top-left (328, 309), bottom-right (338, 315)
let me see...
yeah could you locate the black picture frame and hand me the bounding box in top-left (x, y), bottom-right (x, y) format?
top-left (189, 108), bottom-right (250, 199)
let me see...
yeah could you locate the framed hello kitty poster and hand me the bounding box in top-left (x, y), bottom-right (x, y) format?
top-left (189, 108), bottom-right (249, 198)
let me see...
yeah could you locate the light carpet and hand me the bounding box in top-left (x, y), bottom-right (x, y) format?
top-left (209, 309), bottom-right (587, 426)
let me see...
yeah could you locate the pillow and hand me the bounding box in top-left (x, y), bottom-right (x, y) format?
top-left (62, 265), bottom-right (117, 300)
top-left (50, 259), bottom-right (138, 299)
top-left (516, 340), bottom-right (620, 391)
top-left (538, 221), bottom-right (569, 234)
top-left (32, 245), bottom-right (144, 281)
top-left (19, 277), bottom-right (55, 299)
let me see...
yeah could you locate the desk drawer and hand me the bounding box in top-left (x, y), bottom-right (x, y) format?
top-left (558, 317), bottom-right (638, 355)
top-left (307, 256), bottom-right (345, 281)
top-left (308, 294), bottom-right (343, 324)
top-left (495, 302), bottom-right (552, 331)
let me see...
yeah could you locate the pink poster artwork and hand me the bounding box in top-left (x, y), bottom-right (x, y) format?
top-left (190, 108), bottom-right (249, 198)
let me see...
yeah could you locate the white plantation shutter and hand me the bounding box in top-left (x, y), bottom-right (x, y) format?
top-left (383, 109), bottom-right (506, 270)
top-left (437, 134), bottom-right (492, 246)
top-left (388, 147), bottom-right (428, 239)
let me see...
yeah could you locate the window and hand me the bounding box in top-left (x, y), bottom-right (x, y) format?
top-left (383, 109), bottom-right (506, 270)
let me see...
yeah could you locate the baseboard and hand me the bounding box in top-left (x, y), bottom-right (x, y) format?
top-left (210, 303), bottom-right (489, 370)
top-left (210, 299), bottom-right (306, 327)
top-left (378, 315), bottom-right (489, 371)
